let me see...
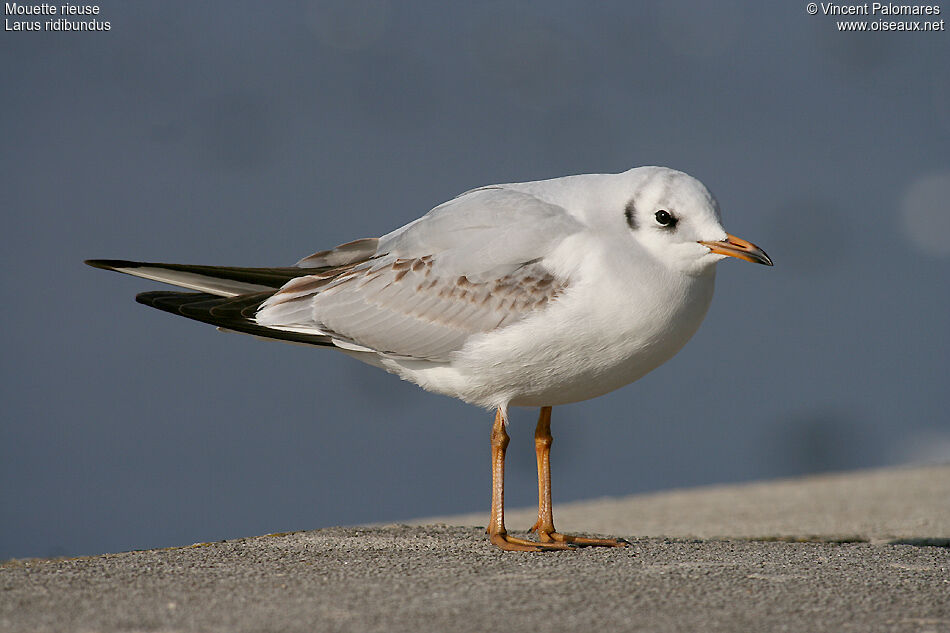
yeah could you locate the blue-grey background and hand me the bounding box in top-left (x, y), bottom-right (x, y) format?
top-left (2, 1), bottom-right (948, 560)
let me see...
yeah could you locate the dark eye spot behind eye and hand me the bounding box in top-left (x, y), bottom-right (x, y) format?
top-left (625, 200), bottom-right (637, 229)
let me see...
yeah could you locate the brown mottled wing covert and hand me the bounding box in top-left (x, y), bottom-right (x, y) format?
top-left (257, 256), bottom-right (567, 361)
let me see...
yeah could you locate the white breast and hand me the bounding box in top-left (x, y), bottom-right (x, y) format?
top-left (374, 235), bottom-right (718, 410)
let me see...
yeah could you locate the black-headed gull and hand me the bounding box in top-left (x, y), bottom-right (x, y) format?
top-left (87, 166), bottom-right (772, 551)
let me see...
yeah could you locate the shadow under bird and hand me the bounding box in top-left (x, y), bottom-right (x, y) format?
top-left (87, 166), bottom-right (772, 552)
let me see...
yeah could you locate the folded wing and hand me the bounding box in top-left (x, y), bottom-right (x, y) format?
top-left (257, 187), bottom-right (583, 361)
top-left (88, 186), bottom-right (583, 361)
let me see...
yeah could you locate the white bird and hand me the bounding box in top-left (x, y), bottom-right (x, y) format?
top-left (87, 166), bottom-right (772, 552)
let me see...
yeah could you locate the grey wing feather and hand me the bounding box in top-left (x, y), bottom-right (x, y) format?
top-left (257, 187), bottom-right (582, 361)
top-left (295, 237), bottom-right (380, 268)
top-left (377, 187), bottom-right (583, 280)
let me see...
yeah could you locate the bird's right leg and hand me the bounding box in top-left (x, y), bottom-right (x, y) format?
top-left (529, 406), bottom-right (627, 548)
top-left (488, 409), bottom-right (571, 552)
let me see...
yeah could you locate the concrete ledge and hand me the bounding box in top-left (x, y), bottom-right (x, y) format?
top-left (2, 466), bottom-right (948, 633)
top-left (413, 464), bottom-right (950, 544)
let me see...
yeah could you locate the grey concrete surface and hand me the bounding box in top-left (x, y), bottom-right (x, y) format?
top-left (414, 464), bottom-right (950, 544)
top-left (2, 466), bottom-right (949, 633)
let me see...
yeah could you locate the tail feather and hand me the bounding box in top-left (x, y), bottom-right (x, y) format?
top-left (136, 291), bottom-right (333, 347)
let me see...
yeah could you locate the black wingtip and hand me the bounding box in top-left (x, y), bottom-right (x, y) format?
top-left (85, 259), bottom-right (142, 271)
top-left (133, 290), bottom-right (334, 348)
top-left (134, 290), bottom-right (166, 306)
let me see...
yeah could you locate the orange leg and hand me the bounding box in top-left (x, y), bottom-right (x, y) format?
top-left (488, 409), bottom-right (571, 552)
top-left (529, 406), bottom-right (628, 548)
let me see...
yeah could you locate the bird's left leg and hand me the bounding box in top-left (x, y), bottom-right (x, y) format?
top-left (529, 406), bottom-right (628, 547)
top-left (488, 409), bottom-right (570, 552)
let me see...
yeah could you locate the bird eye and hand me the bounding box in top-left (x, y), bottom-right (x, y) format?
top-left (654, 210), bottom-right (676, 227)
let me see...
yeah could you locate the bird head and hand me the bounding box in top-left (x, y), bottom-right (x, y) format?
top-left (607, 166), bottom-right (772, 275)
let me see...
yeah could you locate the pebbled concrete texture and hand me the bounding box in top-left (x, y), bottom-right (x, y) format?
top-left (2, 466), bottom-right (949, 633)
top-left (413, 464), bottom-right (950, 545)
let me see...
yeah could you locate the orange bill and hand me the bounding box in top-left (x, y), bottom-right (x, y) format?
top-left (698, 234), bottom-right (773, 266)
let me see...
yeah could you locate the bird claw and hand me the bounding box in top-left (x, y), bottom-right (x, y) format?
top-left (533, 529), bottom-right (629, 548)
top-left (489, 532), bottom-right (575, 552)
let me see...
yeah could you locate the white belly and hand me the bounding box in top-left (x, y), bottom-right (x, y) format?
top-left (374, 261), bottom-right (717, 411)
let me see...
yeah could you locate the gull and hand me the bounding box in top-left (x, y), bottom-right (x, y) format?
top-left (86, 166), bottom-right (772, 552)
